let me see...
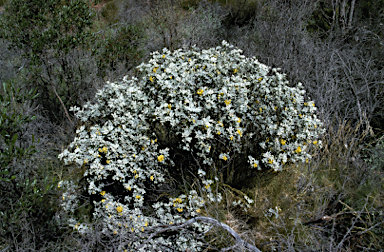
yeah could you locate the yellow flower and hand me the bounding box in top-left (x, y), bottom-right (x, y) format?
top-left (150, 175), bottom-right (154, 181)
top-left (313, 140), bottom-right (318, 145)
top-left (116, 205), bottom-right (123, 213)
top-left (136, 195), bottom-right (141, 199)
top-left (157, 155), bottom-right (165, 162)
top-left (230, 136), bottom-right (234, 141)
top-left (222, 155), bottom-right (228, 161)
top-left (304, 102), bottom-right (308, 106)
top-left (205, 125), bottom-right (209, 128)
top-left (141, 227), bottom-right (144, 232)
top-left (217, 70), bottom-right (221, 75)
top-left (162, 54), bottom-right (165, 58)
top-left (224, 99), bottom-right (231, 105)
top-left (255, 100), bottom-right (259, 104)
top-left (280, 139), bottom-right (286, 145)
top-left (237, 118), bottom-right (241, 123)
top-left (268, 159), bottom-right (273, 164)
top-left (131, 227), bottom-right (134, 232)
top-left (114, 230), bottom-right (118, 234)
top-left (135, 174), bottom-right (139, 179)
top-left (149, 76), bottom-right (154, 82)
top-left (101, 199), bottom-right (105, 203)
top-left (188, 58), bottom-right (191, 62)
top-left (141, 146), bottom-right (145, 150)
top-left (197, 88), bottom-right (204, 95)
top-left (174, 198), bottom-right (182, 204)
top-left (196, 209), bottom-right (201, 213)
top-left (176, 208), bottom-right (183, 212)
top-left (217, 131), bottom-right (221, 135)
top-left (75, 224), bottom-right (79, 229)
top-left (100, 191), bottom-right (106, 196)
top-left (205, 184), bottom-right (210, 189)
top-left (295, 146), bottom-right (302, 153)
top-left (259, 107), bottom-right (263, 112)
top-left (233, 68), bottom-right (238, 74)
top-left (62, 196), bottom-right (65, 200)
top-left (237, 129), bottom-right (242, 137)
top-left (106, 160), bottom-right (110, 164)
top-left (153, 67), bottom-right (158, 73)
top-left (83, 159), bottom-right (88, 164)
top-left (253, 163), bottom-right (258, 168)
top-left (145, 221), bottom-right (148, 227)
top-left (126, 186), bottom-right (131, 191)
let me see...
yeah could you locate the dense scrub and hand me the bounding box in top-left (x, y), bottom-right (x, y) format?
top-left (0, 0), bottom-right (383, 251)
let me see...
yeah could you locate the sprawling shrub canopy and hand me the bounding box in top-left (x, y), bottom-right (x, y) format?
top-left (58, 41), bottom-right (324, 251)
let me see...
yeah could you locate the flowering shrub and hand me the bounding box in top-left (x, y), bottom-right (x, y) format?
top-left (58, 41), bottom-right (324, 251)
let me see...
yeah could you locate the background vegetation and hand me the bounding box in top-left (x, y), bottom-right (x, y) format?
top-left (0, 0), bottom-right (383, 251)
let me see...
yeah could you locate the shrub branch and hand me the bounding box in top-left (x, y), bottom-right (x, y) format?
top-left (138, 216), bottom-right (262, 252)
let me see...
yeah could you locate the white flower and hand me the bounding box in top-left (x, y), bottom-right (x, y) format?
top-left (58, 41), bottom-right (324, 250)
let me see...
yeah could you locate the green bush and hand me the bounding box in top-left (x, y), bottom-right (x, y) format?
top-left (95, 24), bottom-right (144, 78)
top-left (0, 81), bottom-right (38, 182)
top-left (58, 41), bottom-right (323, 251)
top-left (0, 80), bottom-right (71, 251)
top-left (0, 0), bottom-right (96, 124)
top-left (101, 0), bottom-right (121, 24)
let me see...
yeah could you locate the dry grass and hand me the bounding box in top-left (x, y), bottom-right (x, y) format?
top-left (199, 119), bottom-right (383, 251)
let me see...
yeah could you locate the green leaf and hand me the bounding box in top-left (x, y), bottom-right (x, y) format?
top-left (0, 169), bottom-right (9, 175)
top-left (10, 133), bottom-right (18, 151)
